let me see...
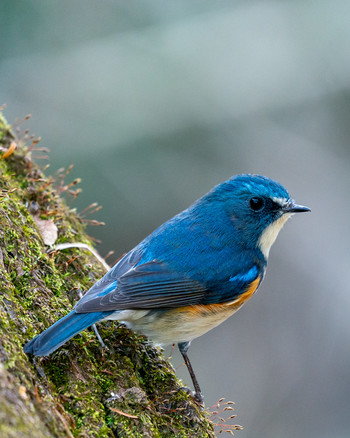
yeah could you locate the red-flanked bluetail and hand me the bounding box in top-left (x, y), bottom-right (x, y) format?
top-left (24, 174), bottom-right (310, 403)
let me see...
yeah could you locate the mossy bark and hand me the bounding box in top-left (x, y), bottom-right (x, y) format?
top-left (0, 112), bottom-right (215, 437)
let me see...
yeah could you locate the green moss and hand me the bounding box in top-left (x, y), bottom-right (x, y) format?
top-left (0, 111), bottom-right (215, 437)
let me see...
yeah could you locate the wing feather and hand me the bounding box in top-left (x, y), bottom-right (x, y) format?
top-left (75, 257), bottom-right (207, 312)
top-left (75, 249), bottom-right (261, 313)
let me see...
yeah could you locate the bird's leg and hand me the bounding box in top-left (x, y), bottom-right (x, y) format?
top-left (178, 341), bottom-right (203, 405)
top-left (91, 323), bottom-right (109, 350)
top-left (77, 288), bottom-right (109, 351)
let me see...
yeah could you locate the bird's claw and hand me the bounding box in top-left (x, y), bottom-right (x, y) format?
top-left (178, 386), bottom-right (204, 407)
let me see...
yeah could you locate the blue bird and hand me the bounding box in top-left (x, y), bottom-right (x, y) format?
top-left (24, 174), bottom-right (310, 403)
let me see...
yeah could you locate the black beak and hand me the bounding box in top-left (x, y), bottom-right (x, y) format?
top-left (282, 202), bottom-right (311, 213)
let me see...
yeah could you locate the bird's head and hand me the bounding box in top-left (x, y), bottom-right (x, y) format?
top-left (204, 174), bottom-right (310, 259)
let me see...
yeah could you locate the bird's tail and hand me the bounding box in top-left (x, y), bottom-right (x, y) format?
top-left (23, 310), bottom-right (109, 356)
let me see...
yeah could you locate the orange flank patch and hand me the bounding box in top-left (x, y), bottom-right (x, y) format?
top-left (173, 276), bottom-right (262, 318)
top-left (149, 277), bottom-right (262, 343)
top-left (226, 276), bottom-right (261, 307)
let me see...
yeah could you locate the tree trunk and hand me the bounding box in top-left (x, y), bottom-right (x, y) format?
top-left (0, 112), bottom-right (214, 437)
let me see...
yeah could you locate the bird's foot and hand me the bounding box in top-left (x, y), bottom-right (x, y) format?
top-left (105, 392), bottom-right (121, 403)
top-left (178, 386), bottom-right (204, 407)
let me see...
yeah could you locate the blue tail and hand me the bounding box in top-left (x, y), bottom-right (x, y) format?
top-left (23, 310), bottom-right (112, 356)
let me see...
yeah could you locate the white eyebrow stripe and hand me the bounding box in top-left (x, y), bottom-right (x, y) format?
top-left (271, 197), bottom-right (288, 207)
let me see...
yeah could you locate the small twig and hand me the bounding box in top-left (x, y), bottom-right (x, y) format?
top-left (1, 141), bottom-right (17, 159)
top-left (109, 407), bottom-right (138, 419)
top-left (49, 242), bottom-right (111, 272)
top-left (52, 407), bottom-right (74, 438)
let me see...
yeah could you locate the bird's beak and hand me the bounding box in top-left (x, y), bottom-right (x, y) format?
top-left (282, 202), bottom-right (311, 213)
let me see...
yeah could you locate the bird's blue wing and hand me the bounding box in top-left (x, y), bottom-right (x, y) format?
top-left (75, 250), bottom-right (141, 308)
top-left (75, 246), bottom-right (261, 312)
top-left (75, 259), bottom-right (208, 312)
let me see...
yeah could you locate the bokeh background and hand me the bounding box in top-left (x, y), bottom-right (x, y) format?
top-left (1, 1), bottom-right (350, 437)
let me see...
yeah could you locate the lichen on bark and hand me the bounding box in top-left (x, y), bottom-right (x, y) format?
top-left (0, 112), bottom-right (215, 437)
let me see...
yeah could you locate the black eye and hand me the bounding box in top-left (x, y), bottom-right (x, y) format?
top-left (250, 197), bottom-right (265, 211)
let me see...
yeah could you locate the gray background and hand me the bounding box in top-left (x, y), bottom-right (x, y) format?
top-left (1, 1), bottom-right (350, 437)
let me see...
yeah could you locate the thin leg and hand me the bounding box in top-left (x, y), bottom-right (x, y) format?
top-left (77, 288), bottom-right (108, 350)
top-left (92, 323), bottom-right (109, 350)
top-left (178, 341), bottom-right (203, 404)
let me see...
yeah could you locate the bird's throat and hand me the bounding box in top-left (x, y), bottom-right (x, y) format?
top-left (258, 213), bottom-right (292, 259)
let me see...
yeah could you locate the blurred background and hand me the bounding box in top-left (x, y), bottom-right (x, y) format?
top-left (1, 1), bottom-right (350, 436)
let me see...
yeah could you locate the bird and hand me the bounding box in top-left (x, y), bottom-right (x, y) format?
top-left (24, 174), bottom-right (310, 403)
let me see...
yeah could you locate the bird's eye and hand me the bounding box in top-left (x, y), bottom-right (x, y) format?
top-left (249, 197), bottom-right (265, 211)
